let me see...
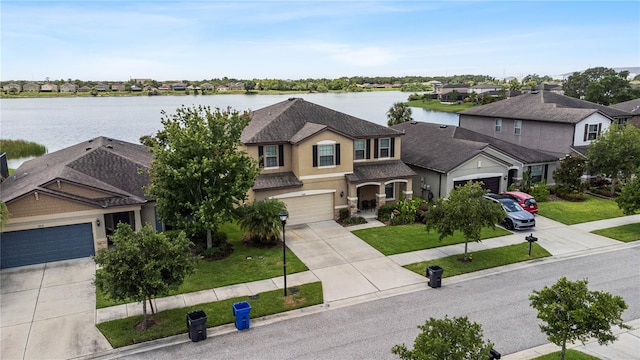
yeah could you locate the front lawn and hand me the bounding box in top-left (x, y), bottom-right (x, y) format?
top-left (538, 195), bottom-right (628, 225)
top-left (97, 282), bottom-right (323, 348)
top-left (353, 224), bottom-right (511, 256)
top-left (532, 349), bottom-right (600, 360)
top-left (404, 242), bottom-right (551, 277)
top-left (591, 223), bottom-right (640, 242)
top-left (96, 222), bottom-right (308, 308)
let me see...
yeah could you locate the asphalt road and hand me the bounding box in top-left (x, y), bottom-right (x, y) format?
top-left (109, 245), bottom-right (640, 360)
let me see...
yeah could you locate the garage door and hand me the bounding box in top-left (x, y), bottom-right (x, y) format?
top-left (1, 223), bottom-right (94, 269)
top-left (278, 193), bottom-right (334, 226)
top-left (454, 176), bottom-right (501, 194)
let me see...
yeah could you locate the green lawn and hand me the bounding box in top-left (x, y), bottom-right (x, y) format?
top-left (96, 222), bottom-right (308, 308)
top-left (532, 349), bottom-right (600, 360)
top-left (591, 223), bottom-right (640, 242)
top-left (406, 99), bottom-right (476, 113)
top-left (97, 282), bottom-right (323, 348)
top-left (538, 195), bottom-right (629, 225)
top-left (353, 224), bottom-right (511, 256)
top-left (404, 242), bottom-right (551, 277)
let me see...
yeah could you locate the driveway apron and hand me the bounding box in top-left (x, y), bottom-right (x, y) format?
top-left (286, 221), bottom-right (426, 302)
top-left (0, 258), bottom-right (111, 360)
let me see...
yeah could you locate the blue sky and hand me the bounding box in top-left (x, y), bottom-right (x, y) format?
top-left (2, 1), bottom-right (638, 81)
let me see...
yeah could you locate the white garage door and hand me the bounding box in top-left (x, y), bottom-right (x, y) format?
top-left (279, 193), bottom-right (334, 226)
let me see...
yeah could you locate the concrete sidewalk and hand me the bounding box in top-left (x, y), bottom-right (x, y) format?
top-left (92, 214), bottom-right (639, 359)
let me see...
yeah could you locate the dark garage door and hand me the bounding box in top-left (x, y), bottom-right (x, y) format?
top-left (1, 223), bottom-right (94, 269)
top-left (454, 176), bottom-right (501, 194)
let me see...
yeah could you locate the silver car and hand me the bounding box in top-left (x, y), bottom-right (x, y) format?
top-left (485, 195), bottom-right (536, 230)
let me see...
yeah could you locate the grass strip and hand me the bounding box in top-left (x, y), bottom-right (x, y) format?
top-left (531, 349), bottom-right (600, 359)
top-left (97, 282), bottom-right (323, 348)
top-left (591, 223), bottom-right (640, 242)
top-left (353, 224), bottom-right (511, 256)
top-left (404, 242), bottom-right (551, 277)
top-left (538, 195), bottom-right (628, 225)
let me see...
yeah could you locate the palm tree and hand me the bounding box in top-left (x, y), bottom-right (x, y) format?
top-left (238, 199), bottom-right (287, 245)
top-left (387, 102), bottom-right (413, 126)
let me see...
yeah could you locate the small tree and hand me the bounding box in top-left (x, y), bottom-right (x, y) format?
top-left (529, 276), bottom-right (630, 360)
top-left (425, 181), bottom-right (504, 261)
top-left (0, 201), bottom-right (9, 230)
top-left (553, 153), bottom-right (586, 196)
top-left (94, 223), bottom-right (195, 329)
top-left (237, 198), bottom-right (286, 245)
top-left (616, 167), bottom-right (640, 215)
top-left (387, 102), bottom-right (413, 126)
top-left (391, 316), bottom-right (493, 360)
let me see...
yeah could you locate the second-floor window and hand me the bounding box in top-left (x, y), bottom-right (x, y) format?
top-left (354, 139), bottom-right (365, 160)
top-left (379, 138), bottom-right (390, 158)
top-left (313, 142), bottom-right (340, 167)
top-left (495, 118), bottom-right (502, 133)
top-left (587, 124), bottom-right (599, 140)
top-left (265, 145), bottom-right (278, 168)
top-left (514, 120), bottom-right (522, 136)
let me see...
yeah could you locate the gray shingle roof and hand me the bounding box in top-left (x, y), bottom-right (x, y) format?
top-left (610, 98), bottom-right (640, 114)
top-left (241, 98), bottom-right (403, 145)
top-left (459, 91), bottom-right (631, 123)
top-left (392, 122), bottom-right (558, 173)
top-left (1, 137), bottom-right (152, 207)
top-left (346, 160), bottom-right (416, 182)
top-left (253, 172), bottom-right (303, 191)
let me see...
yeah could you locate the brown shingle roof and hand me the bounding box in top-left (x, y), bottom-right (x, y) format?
top-left (392, 122), bottom-right (558, 173)
top-left (346, 160), bottom-right (415, 182)
top-left (253, 172), bottom-right (303, 191)
top-left (242, 98), bottom-right (402, 145)
top-left (1, 137), bottom-right (152, 207)
top-left (459, 91), bottom-right (630, 123)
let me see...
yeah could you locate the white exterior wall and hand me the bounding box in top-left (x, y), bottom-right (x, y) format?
top-left (573, 113), bottom-right (612, 147)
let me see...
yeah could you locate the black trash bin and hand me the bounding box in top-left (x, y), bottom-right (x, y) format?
top-left (489, 348), bottom-right (501, 359)
top-left (186, 310), bottom-right (207, 342)
top-left (426, 265), bottom-right (444, 288)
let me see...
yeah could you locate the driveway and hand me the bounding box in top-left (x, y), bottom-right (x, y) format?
top-left (285, 221), bottom-right (426, 303)
top-left (0, 258), bottom-right (111, 360)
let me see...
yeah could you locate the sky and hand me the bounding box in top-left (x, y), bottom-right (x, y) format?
top-left (1, 0), bottom-right (639, 82)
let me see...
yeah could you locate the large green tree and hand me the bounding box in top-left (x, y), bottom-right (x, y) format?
top-left (587, 123), bottom-right (640, 196)
top-left (553, 153), bottom-right (586, 196)
top-left (564, 67), bottom-right (636, 104)
top-left (616, 167), bottom-right (640, 215)
top-left (387, 102), bottom-right (413, 126)
top-left (425, 181), bottom-right (504, 260)
top-left (144, 105), bottom-right (260, 248)
top-left (529, 276), bottom-right (630, 360)
top-left (94, 223), bottom-right (195, 329)
top-left (391, 316), bottom-right (493, 360)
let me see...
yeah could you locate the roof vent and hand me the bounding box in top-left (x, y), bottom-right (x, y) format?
top-left (439, 124), bottom-right (448, 128)
top-left (88, 139), bottom-right (93, 143)
top-left (410, 121), bottom-right (418, 125)
top-left (86, 147), bottom-right (92, 151)
top-left (288, 97), bottom-right (296, 101)
top-left (106, 144), bottom-right (113, 149)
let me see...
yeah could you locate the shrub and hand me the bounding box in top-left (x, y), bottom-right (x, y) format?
top-left (200, 241), bottom-right (233, 260)
top-left (377, 203), bottom-right (398, 222)
top-left (341, 216), bottom-right (367, 226)
top-left (339, 208), bottom-right (350, 221)
top-left (530, 181), bottom-right (550, 202)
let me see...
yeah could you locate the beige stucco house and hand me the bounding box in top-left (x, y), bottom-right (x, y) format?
top-left (242, 98), bottom-right (416, 225)
top-left (0, 137), bottom-right (156, 268)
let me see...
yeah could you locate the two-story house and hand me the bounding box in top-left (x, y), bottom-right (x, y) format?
top-left (458, 91), bottom-right (633, 158)
top-left (241, 98), bottom-right (415, 225)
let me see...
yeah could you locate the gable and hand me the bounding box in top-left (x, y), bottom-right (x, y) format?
top-left (43, 180), bottom-right (117, 199)
top-left (7, 192), bottom-right (97, 218)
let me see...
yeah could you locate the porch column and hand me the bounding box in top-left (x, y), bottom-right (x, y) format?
top-left (403, 190), bottom-right (413, 200)
top-left (347, 196), bottom-right (358, 216)
top-left (134, 209), bottom-right (142, 231)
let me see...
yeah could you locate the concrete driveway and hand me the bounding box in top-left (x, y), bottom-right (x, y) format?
top-left (0, 258), bottom-right (111, 360)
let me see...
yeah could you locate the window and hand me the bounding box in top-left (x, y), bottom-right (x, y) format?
top-left (379, 138), bottom-right (390, 158)
top-left (495, 118), bottom-right (502, 133)
top-left (587, 124), bottom-right (599, 140)
top-left (318, 144), bottom-right (335, 166)
top-left (264, 145), bottom-right (278, 168)
top-left (514, 120), bottom-right (522, 135)
top-left (354, 139), bottom-right (365, 160)
top-left (385, 183), bottom-right (394, 199)
top-left (530, 165), bottom-right (544, 183)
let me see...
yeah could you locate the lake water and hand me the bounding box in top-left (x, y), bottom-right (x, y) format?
top-left (0, 92), bottom-right (459, 168)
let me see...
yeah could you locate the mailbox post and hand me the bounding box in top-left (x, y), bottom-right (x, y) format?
top-left (525, 233), bottom-right (538, 256)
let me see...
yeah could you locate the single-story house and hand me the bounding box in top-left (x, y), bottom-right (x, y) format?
top-left (392, 121), bottom-right (559, 199)
top-left (0, 137), bottom-right (156, 269)
top-left (241, 98), bottom-right (416, 225)
top-left (111, 83), bottom-right (125, 92)
top-left (40, 83), bottom-right (58, 92)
